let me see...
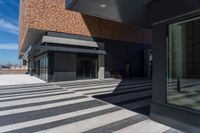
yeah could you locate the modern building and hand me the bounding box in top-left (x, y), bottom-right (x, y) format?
top-left (65, 0), bottom-right (200, 132)
top-left (19, 0), bottom-right (152, 82)
top-left (19, 0), bottom-right (200, 132)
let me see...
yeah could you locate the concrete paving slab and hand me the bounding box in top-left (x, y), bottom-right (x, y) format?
top-left (0, 78), bottom-right (184, 133)
top-left (0, 74), bottom-right (45, 86)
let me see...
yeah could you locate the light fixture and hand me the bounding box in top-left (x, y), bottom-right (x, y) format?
top-left (100, 4), bottom-right (106, 8)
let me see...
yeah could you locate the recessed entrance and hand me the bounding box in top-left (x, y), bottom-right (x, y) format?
top-left (76, 54), bottom-right (98, 80)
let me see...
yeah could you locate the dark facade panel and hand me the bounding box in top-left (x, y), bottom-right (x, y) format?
top-left (151, 0), bottom-right (200, 131)
top-left (54, 53), bottom-right (76, 72)
top-left (152, 23), bottom-right (167, 104)
top-left (150, 0), bottom-right (200, 24)
top-left (105, 41), bottom-right (151, 78)
top-left (151, 103), bottom-right (200, 132)
top-left (54, 52), bottom-right (77, 81)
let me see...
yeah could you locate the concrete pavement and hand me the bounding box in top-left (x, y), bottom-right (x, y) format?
top-left (0, 78), bottom-right (184, 133)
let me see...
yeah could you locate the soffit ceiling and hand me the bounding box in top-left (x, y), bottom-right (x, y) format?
top-left (67, 0), bottom-right (156, 28)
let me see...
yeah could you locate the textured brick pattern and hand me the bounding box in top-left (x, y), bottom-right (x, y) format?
top-left (19, 0), bottom-right (152, 51)
top-left (19, 0), bottom-right (28, 51)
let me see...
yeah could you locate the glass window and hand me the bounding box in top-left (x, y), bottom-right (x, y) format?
top-left (167, 16), bottom-right (200, 111)
top-left (39, 57), bottom-right (48, 81)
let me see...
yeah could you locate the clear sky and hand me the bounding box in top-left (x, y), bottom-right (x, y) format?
top-left (0, 0), bottom-right (19, 65)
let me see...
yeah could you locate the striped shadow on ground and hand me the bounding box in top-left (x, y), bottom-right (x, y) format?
top-left (2, 107), bottom-right (122, 133)
top-left (82, 114), bottom-right (148, 133)
top-left (60, 78), bottom-right (152, 116)
top-left (0, 100), bottom-right (107, 126)
top-left (0, 79), bottom-right (182, 133)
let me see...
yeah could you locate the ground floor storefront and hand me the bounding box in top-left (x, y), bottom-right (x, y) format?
top-left (33, 52), bottom-right (104, 82)
top-left (27, 32), bottom-right (152, 82)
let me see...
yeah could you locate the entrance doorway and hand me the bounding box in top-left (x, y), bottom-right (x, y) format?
top-left (77, 54), bottom-right (98, 80)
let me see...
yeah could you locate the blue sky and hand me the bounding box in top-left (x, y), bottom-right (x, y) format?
top-left (0, 0), bottom-right (19, 65)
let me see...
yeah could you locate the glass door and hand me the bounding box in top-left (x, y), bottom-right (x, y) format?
top-left (77, 54), bottom-right (98, 80)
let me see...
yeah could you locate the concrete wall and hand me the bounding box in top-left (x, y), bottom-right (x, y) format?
top-left (19, 0), bottom-right (152, 52)
top-left (54, 52), bottom-right (77, 81)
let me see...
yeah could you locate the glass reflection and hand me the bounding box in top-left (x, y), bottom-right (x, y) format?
top-left (167, 16), bottom-right (200, 111)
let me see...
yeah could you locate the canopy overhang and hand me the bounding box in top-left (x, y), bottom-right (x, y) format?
top-left (66, 0), bottom-right (156, 28)
top-left (66, 0), bottom-right (200, 28)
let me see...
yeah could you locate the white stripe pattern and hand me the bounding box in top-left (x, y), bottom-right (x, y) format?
top-left (0, 78), bottom-right (181, 133)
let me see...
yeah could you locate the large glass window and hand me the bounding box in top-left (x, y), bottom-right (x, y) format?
top-left (167, 16), bottom-right (200, 111)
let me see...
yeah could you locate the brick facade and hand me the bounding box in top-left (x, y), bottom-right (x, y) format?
top-left (19, 0), bottom-right (152, 52)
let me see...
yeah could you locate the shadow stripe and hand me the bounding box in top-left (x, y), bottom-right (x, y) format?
top-left (112, 86), bottom-right (152, 93)
top-left (92, 88), bottom-right (151, 97)
top-left (0, 89), bottom-right (64, 99)
top-left (0, 86), bottom-right (60, 93)
top-left (83, 114), bottom-right (148, 133)
top-left (85, 88), bottom-right (149, 96)
top-left (57, 79), bottom-right (151, 87)
top-left (0, 96), bottom-right (87, 111)
top-left (79, 87), bottom-right (151, 96)
top-left (115, 96), bottom-right (152, 105)
top-left (97, 91), bottom-right (151, 105)
top-left (0, 84), bottom-right (51, 90)
top-left (57, 81), bottom-right (120, 87)
top-left (60, 81), bottom-right (151, 89)
top-left (75, 83), bottom-right (152, 92)
top-left (0, 100), bottom-right (107, 126)
top-left (0, 87), bottom-right (62, 96)
top-left (56, 79), bottom-right (121, 85)
top-left (0, 89), bottom-right (68, 99)
top-left (4, 107), bottom-right (121, 133)
top-left (0, 91), bottom-right (74, 102)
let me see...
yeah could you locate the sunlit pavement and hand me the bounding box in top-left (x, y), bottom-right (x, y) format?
top-left (0, 74), bottom-right (45, 86)
top-left (0, 78), bottom-right (184, 133)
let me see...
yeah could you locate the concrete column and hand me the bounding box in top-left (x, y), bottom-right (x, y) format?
top-left (98, 43), bottom-right (105, 80)
top-left (98, 55), bottom-right (105, 80)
